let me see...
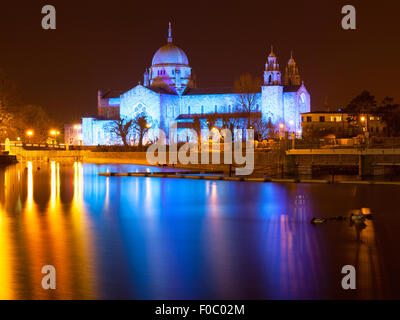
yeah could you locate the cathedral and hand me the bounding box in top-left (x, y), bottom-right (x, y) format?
top-left (82, 23), bottom-right (310, 146)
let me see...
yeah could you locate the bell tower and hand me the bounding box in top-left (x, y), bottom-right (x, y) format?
top-left (283, 51), bottom-right (301, 86)
top-left (264, 46), bottom-right (281, 85)
top-left (261, 45), bottom-right (284, 124)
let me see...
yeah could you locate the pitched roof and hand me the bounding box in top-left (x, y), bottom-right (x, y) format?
top-left (176, 111), bottom-right (262, 120)
top-left (184, 87), bottom-right (260, 95)
top-left (147, 86), bottom-right (176, 95)
top-left (283, 85), bottom-right (301, 92)
top-left (101, 90), bottom-right (124, 99)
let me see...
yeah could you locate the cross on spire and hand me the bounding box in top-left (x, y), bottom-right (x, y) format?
top-left (168, 22), bottom-right (173, 43)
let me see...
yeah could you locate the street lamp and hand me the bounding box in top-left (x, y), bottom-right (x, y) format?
top-left (360, 116), bottom-right (368, 132)
top-left (279, 123), bottom-right (286, 139)
top-left (49, 129), bottom-right (60, 145)
top-left (26, 130), bottom-right (34, 144)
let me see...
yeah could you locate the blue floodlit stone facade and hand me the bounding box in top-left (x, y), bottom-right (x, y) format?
top-left (82, 24), bottom-right (310, 146)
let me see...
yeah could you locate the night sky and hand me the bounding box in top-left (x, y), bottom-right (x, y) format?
top-left (0, 0), bottom-right (399, 122)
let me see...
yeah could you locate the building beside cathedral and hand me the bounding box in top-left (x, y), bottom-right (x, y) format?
top-left (81, 23), bottom-right (310, 146)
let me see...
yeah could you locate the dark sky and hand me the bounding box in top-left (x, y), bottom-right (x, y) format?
top-left (0, 0), bottom-right (399, 122)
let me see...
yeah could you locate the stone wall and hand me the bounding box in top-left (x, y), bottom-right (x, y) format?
top-left (8, 146), bottom-right (284, 177)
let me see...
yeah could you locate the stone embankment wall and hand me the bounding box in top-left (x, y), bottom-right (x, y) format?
top-left (9, 146), bottom-right (284, 177)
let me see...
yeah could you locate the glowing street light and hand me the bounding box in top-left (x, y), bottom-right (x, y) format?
top-left (50, 130), bottom-right (60, 136)
top-left (26, 130), bottom-right (34, 137)
top-left (360, 116), bottom-right (366, 122)
top-left (279, 123), bottom-right (285, 129)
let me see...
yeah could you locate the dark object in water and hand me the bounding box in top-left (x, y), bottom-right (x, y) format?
top-left (311, 218), bottom-right (327, 225)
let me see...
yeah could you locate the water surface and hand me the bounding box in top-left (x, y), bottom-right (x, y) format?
top-left (0, 162), bottom-right (399, 299)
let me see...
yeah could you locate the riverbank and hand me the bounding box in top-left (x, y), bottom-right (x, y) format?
top-left (7, 146), bottom-right (284, 176)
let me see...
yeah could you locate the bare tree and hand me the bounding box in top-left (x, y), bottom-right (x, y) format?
top-left (234, 73), bottom-right (262, 129)
top-left (0, 106), bottom-right (13, 141)
top-left (0, 69), bottom-right (19, 110)
top-left (221, 107), bottom-right (241, 133)
top-left (204, 114), bottom-right (218, 131)
top-left (0, 69), bottom-right (20, 140)
top-left (252, 118), bottom-right (276, 141)
top-left (109, 117), bottom-right (133, 147)
top-left (12, 105), bottom-right (54, 143)
top-left (132, 112), bottom-right (150, 148)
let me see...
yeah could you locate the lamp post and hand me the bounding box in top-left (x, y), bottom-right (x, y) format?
top-left (279, 123), bottom-right (285, 139)
top-left (26, 130), bottom-right (34, 144)
top-left (360, 116), bottom-right (368, 132)
top-left (49, 130), bottom-right (60, 145)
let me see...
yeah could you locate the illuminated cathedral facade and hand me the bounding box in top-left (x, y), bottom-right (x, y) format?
top-left (82, 23), bottom-right (310, 145)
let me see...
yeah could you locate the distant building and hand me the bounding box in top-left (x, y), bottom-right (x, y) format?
top-left (64, 124), bottom-right (83, 145)
top-left (357, 114), bottom-right (387, 135)
top-left (82, 23), bottom-right (311, 146)
top-left (301, 111), bottom-right (387, 138)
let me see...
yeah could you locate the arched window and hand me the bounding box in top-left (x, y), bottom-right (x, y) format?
top-left (188, 106), bottom-right (191, 115)
top-left (201, 105), bottom-right (204, 114)
top-left (215, 105), bottom-right (218, 113)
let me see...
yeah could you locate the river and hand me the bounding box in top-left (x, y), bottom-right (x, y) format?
top-left (0, 162), bottom-right (399, 299)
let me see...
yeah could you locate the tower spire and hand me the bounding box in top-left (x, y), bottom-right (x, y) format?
top-left (168, 22), bottom-right (173, 43)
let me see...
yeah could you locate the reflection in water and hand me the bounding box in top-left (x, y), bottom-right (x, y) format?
top-left (0, 162), bottom-right (399, 299)
top-left (0, 185), bottom-right (14, 299)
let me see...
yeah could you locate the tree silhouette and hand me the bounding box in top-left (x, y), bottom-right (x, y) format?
top-left (132, 112), bottom-right (151, 148)
top-left (345, 90), bottom-right (377, 114)
top-left (377, 97), bottom-right (400, 136)
top-left (234, 73), bottom-right (262, 129)
top-left (110, 117), bottom-right (133, 147)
